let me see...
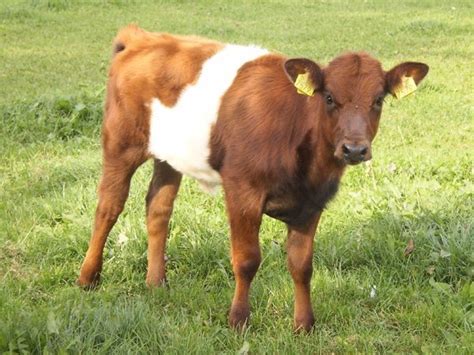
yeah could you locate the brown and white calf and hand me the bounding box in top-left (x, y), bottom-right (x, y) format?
top-left (78, 25), bottom-right (429, 331)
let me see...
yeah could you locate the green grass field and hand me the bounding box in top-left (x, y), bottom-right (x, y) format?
top-left (1, 0), bottom-right (473, 353)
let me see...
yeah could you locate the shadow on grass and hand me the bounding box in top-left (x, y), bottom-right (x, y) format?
top-left (314, 206), bottom-right (473, 287)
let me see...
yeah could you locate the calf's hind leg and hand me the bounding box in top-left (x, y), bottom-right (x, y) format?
top-left (145, 160), bottom-right (182, 287)
top-left (77, 146), bottom-right (146, 288)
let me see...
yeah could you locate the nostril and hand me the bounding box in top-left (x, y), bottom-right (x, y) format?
top-left (342, 144), bottom-right (351, 155)
top-left (342, 144), bottom-right (368, 161)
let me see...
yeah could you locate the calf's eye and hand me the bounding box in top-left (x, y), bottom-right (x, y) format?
top-left (325, 94), bottom-right (334, 105)
top-left (374, 96), bottom-right (384, 107)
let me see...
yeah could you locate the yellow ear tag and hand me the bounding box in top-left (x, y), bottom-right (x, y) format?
top-left (294, 72), bottom-right (315, 96)
top-left (394, 75), bottom-right (417, 99)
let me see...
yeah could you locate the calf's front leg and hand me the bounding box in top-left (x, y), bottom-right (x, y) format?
top-left (287, 213), bottom-right (321, 332)
top-left (223, 181), bottom-right (264, 329)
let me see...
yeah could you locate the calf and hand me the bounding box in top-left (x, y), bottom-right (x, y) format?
top-left (78, 25), bottom-right (429, 331)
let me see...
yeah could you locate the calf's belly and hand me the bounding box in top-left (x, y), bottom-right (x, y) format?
top-left (147, 44), bottom-right (268, 192)
top-left (149, 97), bottom-right (222, 192)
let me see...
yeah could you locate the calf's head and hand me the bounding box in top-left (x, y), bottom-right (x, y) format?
top-left (284, 53), bottom-right (429, 165)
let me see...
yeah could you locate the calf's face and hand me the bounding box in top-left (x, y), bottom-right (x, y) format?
top-left (285, 54), bottom-right (429, 165)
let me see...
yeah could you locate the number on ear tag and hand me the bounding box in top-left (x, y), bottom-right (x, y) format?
top-left (394, 75), bottom-right (417, 99)
top-left (294, 72), bottom-right (315, 97)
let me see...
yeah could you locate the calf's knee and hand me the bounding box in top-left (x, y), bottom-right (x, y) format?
top-left (233, 251), bottom-right (261, 281)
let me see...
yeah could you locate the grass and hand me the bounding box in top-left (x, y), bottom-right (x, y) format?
top-left (0, 0), bottom-right (473, 353)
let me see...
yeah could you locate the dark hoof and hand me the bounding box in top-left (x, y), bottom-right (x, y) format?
top-left (76, 278), bottom-right (100, 290)
top-left (229, 304), bottom-right (250, 331)
top-left (146, 277), bottom-right (167, 289)
top-left (76, 273), bottom-right (101, 290)
top-left (294, 314), bottom-right (315, 333)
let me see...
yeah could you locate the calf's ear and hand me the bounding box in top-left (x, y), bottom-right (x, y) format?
top-left (284, 58), bottom-right (323, 96)
top-left (385, 62), bottom-right (429, 99)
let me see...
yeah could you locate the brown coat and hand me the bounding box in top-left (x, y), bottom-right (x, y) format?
top-left (78, 25), bottom-right (429, 331)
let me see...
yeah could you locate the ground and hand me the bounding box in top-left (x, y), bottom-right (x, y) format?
top-left (0, 0), bottom-right (473, 353)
